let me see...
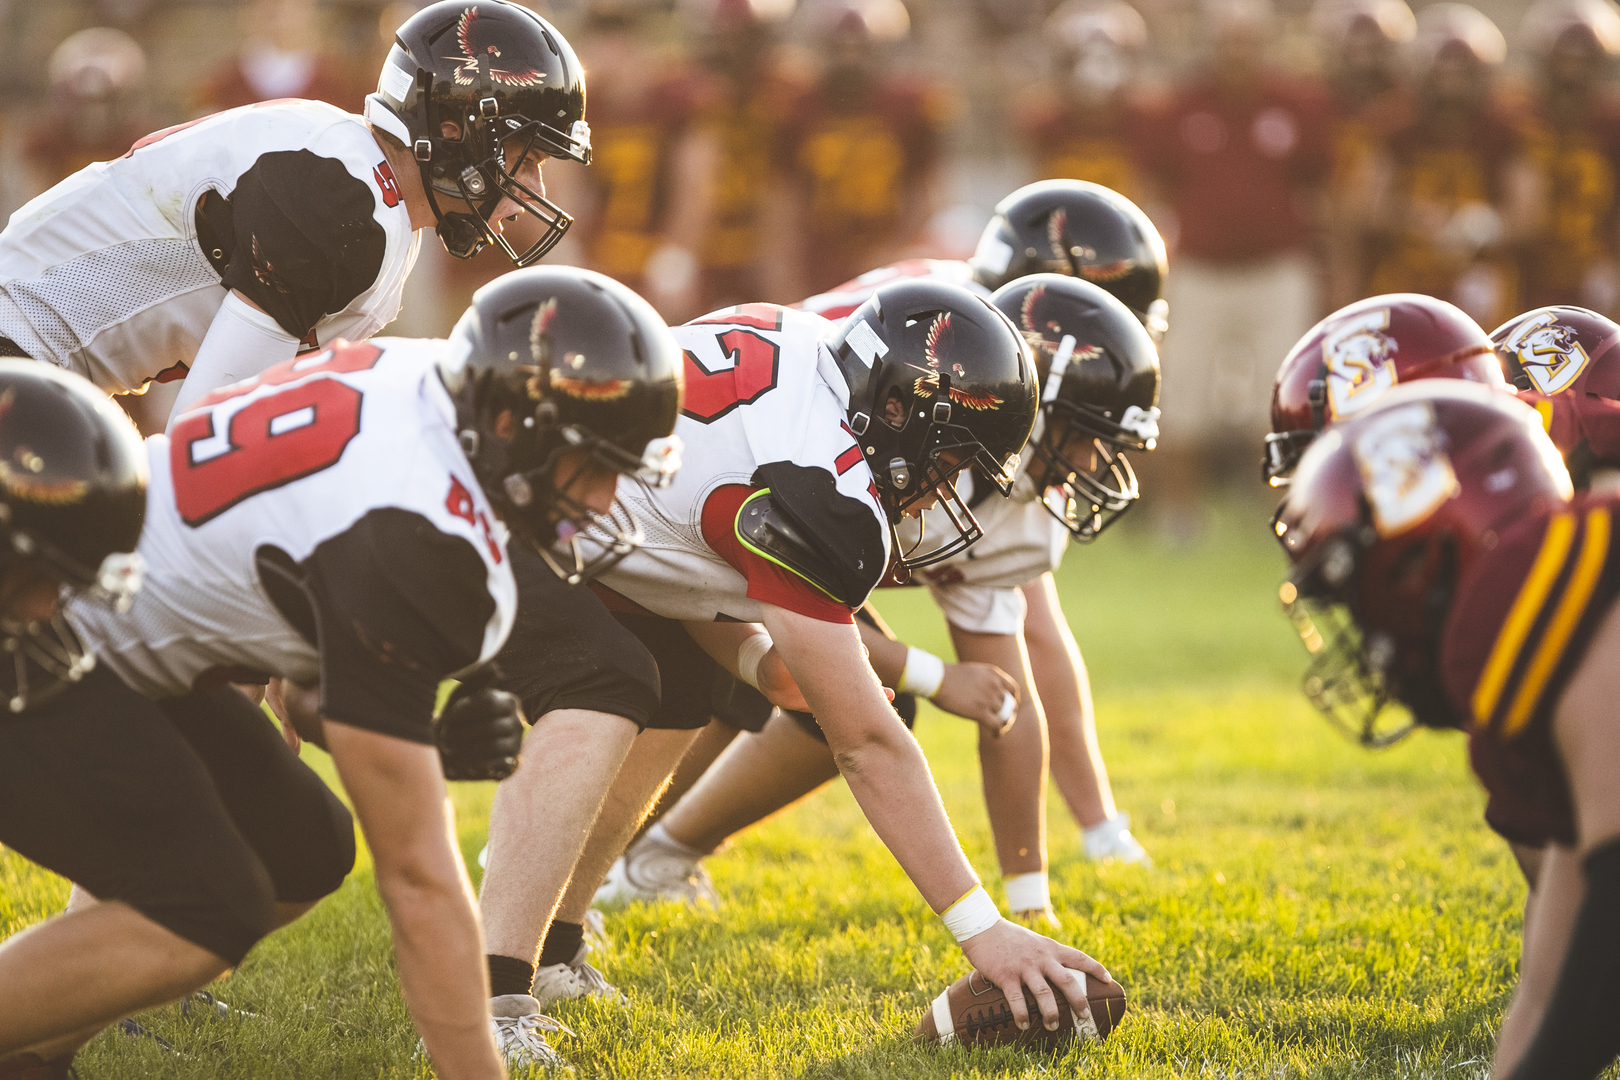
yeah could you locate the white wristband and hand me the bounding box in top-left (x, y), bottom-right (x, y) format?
top-left (898, 647), bottom-right (945, 698)
top-left (940, 884), bottom-right (1001, 943)
top-left (736, 632), bottom-right (773, 690)
top-left (1003, 871), bottom-right (1050, 913)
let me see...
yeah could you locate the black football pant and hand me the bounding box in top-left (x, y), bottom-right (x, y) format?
top-left (0, 666), bottom-right (354, 965)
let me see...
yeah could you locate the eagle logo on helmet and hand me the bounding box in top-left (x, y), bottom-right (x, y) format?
top-left (1502, 311), bottom-right (1590, 395)
top-left (911, 312), bottom-right (1004, 410)
top-left (447, 6), bottom-right (547, 88)
top-left (1324, 308), bottom-right (1400, 420)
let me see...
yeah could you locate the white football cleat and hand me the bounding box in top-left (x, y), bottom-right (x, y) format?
top-left (581, 907), bottom-right (607, 944)
top-left (489, 994), bottom-right (573, 1072)
top-left (532, 941), bottom-right (625, 1010)
top-left (593, 831), bottom-right (719, 907)
top-left (1083, 812), bottom-right (1151, 865)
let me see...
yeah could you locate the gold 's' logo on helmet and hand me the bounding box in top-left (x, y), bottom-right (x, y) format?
top-left (911, 312), bottom-right (1004, 411)
top-left (1324, 308), bottom-right (1400, 420)
top-left (1503, 312), bottom-right (1590, 395)
top-left (448, 6), bottom-right (548, 88)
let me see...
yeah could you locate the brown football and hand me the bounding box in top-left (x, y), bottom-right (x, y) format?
top-left (913, 969), bottom-right (1127, 1050)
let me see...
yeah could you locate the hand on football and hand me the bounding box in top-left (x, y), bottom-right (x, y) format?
top-left (434, 682), bottom-right (525, 782)
top-left (958, 919), bottom-right (1110, 1032)
top-left (933, 662), bottom-right (1020, 736)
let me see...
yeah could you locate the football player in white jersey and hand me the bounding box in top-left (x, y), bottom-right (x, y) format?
top-left (608, 183), bottom-right (1168, 922)
top-left (0, 267), bottom-right (682, 1080)
top-left (476, 279), bottom-right (1120, 1070)
top-left (0, 0), bottom-right (591, 424)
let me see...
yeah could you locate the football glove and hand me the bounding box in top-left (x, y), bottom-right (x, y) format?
top-left (434, 679), bottom-right (524, 782)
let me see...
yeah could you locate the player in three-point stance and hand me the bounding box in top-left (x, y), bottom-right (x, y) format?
top-left (602, 181), bottom-right (1166, 924)
top-left (614, 272), bottom-right (1162, 925)
top-left (0, 0), bottom-right (589, 426)
top-left (0, 265), bottom-right (682, 1080)
top-left (1275, 380), bottom-right (1620, 1079)
top-left (475, 278), bottom-right (1115, 1070)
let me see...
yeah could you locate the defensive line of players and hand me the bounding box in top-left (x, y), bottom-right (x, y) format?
top-left (0, 0), bottom-right (1612, 1076)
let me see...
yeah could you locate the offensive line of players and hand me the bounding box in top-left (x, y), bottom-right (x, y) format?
top-left (0, 1), bottom-right (1610, 1077)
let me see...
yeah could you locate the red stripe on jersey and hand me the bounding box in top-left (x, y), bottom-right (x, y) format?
top-left (699, 484), bottom-right (853, 623)
top-left (835, 445), bottom-right (863, 475)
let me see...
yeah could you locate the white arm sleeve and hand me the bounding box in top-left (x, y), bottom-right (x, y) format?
top-left (166, 290), bottom-right (300, 428)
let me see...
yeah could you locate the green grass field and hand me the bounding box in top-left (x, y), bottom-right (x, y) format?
top-left (4, 496), bottom-right (1540, 1078)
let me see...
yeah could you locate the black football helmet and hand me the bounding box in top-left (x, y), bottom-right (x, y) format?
top-left (969, 180), bottom-right (1170, 340)
top-left (0, 360), bottom-right (146, 713)
top-left (827, 280), bottom-right (1039, 569)
top-left (443, 267), bottom-right (684, 584)
top-left (366, 1), bottom-right (591, 266)
top-left (992, 274), bottom-right (1160, 540)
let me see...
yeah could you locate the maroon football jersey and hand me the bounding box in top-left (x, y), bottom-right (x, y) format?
top-left (1441, 498), bottom-right (1620, 845)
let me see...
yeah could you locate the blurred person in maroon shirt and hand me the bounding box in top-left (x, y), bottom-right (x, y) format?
top-left (1517, 0), bottom-right (1620, 316)
top-left (1013, 0), bottom-right (1157, 206)
top-left (1353, 4), bottom-right (1538, 328)
top-left (543, 1), bottom-right (718, 320)
top-left (1136, 0), bottom-right (1331, 533)
top-left (677, 0), bottom-right (804, 310)
top-left (194, 0), bottom-right (359, 113)
top-left (1312, 0), bottom-right (1414, 307)
top-left (770, 0), bottom-right (951, 298)
top-left (23, 29), bottom-right (148, 193)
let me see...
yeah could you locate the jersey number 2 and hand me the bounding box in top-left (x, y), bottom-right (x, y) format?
top-left (170, 342), bottom-right (381, 526)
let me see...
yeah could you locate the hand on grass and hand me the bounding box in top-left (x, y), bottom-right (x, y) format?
top-left (958, 919), bottom-right (1109, 1031)
top-left (933, 662), bottom-right (1020, 736)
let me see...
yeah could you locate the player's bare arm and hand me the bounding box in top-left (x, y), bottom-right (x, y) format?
top-left (760, 603), bottom-right (1108, 1031)
top-left (324, 723), bottom-right (503, 1079)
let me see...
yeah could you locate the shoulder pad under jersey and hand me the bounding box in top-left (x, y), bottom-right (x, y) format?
top-left (736, 461), bottom-right (887, 608)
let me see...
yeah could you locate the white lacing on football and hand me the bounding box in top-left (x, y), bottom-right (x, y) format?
top-left (1070, 970), bottom-right (1102, 1040)
top-left (489, 994), bottom-right (574, 1071)
top-left (929, 986), bottom-right (957, 1045)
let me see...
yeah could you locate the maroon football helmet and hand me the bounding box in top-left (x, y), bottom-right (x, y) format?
top-left (1490, 305), bottom-right (1620, 398)
top-left (1273, 380), bottom-right (1572, 745)
top-left (1264, 293), bottom-right (1506, 485)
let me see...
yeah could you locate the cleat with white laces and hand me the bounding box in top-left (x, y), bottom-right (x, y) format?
top-left (490, 994), bottom-right (574, 1072)
top-left (593, 831), bottom-right (718, 907)
top-left (532, 941), bottom-right (624, 1010)
top-left (1083, 812), bottom-right (1151, 865)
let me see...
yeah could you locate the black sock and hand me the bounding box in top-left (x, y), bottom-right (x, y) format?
top-left (487, 954), bottom-right (535, 999)
top-left (538, 921), bottom-right (585, 968)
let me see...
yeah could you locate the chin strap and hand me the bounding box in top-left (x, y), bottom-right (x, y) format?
top-left (1502, 836), bottom-right (1620, 1080)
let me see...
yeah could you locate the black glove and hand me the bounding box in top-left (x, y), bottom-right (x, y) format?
top-left (434, 680), bottom-right (524, 781)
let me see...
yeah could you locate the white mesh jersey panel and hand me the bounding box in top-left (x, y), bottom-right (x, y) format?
top-left (4, 239), bottom-right (218, 364)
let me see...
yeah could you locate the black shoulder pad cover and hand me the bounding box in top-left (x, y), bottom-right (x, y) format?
top-left (223, 150), bottom-right (386, 340)
top-left (739, 461), bottom-right (886, 609)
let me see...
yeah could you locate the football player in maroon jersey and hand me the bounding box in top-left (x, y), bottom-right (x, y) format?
top-left (1274, 379), bottom-right (1620, 1078)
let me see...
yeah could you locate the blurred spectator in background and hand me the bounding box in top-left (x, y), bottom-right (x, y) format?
top-left (771, 0), bottom-right (950, 297)
top-left (1014, 0), bottom-right (1155, 204)
top-left (23, 28), bottom-right (148, 192)
top-left (1137, 0), bottom-right (1330, 535)
top-left (1354, 3), bottom-right (1535, 328)
top-left (547, 1), bottom-right (718, 320)
top-left (681, 0), bottom-right (802, 310)
top-left (194, 0), bottom-right (358, 113)
top-left (1312, 0), bottom-right (1414, 307)
top-left (1518, 0), bottom-right (1620, 315)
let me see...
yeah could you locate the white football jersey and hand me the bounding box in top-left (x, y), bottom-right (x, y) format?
top-left (0, 100), bottom-right (420, 394)
top-left (798, 259), bottom-right (986, 321)
top-left (68, 337), bottom-right (515, 700)
top-left (597, 305), bottom-right (889, 622)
